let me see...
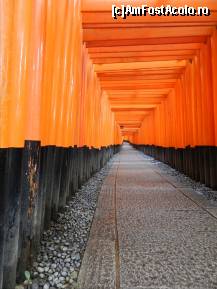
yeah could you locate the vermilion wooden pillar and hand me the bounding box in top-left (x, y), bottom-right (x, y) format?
top-left (210, 30), bottom-right (217, 189)
top-left (199, 43), bottom-right (215, 146)
top-left (211, 30), bottom-right (217, 146)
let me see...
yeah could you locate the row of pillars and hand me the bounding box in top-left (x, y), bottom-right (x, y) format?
top-left (134, 145), bottom-right (217, 190)
top-left (131, 31), bottom-right (217, 149)
top-left (0, 142), bottom-right (120, 289)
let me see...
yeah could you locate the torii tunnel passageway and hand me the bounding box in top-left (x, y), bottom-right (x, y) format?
top-left (0, 0), bottom-right (217, 288)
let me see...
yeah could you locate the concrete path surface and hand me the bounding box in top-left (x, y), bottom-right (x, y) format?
top-left (78, 143), bottom-right (217, 289)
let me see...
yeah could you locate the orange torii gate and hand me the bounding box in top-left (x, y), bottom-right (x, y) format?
top-left (82, 0), bottom-right (217, 149)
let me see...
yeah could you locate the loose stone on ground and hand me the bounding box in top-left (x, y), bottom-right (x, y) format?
top-left (19, 160), bottom-right (113, 289)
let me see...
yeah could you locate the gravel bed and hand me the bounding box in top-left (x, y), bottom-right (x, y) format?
top-left (149, 156), bottom-right (217, 201)
top-left (17, 159), bottom-right (113, 289)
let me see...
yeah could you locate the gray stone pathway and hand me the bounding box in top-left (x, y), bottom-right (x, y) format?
top-left (78, 143), bottom-right (217, 289)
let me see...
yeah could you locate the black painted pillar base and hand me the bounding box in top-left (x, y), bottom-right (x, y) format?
top-left (0, 149), bottom-right (6, 289)
top-left (51, 147), bottom-right (64, 220)
top-left (0, 142), bottom-right (119, 287)
top-left (210, 147), bottom-right (217, 190)
top-left (133, 144), bottom-right (217, 192)
top-left (17, 141), bottom-right (41, 282)
top-left (3, 148), bottom-right (23, 289)
top-left (58, 148), bottom-right (69, 212)
top-left (193, 147), bottom-right (200, 182)
top-left (43, 146), bottom-right (56, 230)
top-left (198, 146), bottom-right (205, 184)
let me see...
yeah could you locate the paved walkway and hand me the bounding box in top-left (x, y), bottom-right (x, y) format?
top-left (78, 143), bottom-right (217, 289)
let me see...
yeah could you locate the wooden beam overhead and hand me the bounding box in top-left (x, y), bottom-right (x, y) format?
top-left (98, 69), bottom-right (185, 77)
top-left (116, 113), bottom-right (148, 118)
top-left (82, 0), bottom-right (217, 12)
top-left (86, 36), bottom-right (208, 48)
top-left (84, 27), bottom-right (214, 42)
top-left (88, 43), bottom-right (202, 53)
top-left (89, 50), bottom-right (196, 58)
top-left (82, 11), bottom-right (217, 25)
top-left (99, 74), bottom-right (181, 81)
top-left (93, 55), bottom-right (193, 64)
top-left (101, 79), bottom-right (177, 84)
top-left (118, 120), bottom-right (142, 124)
top-left (107, 89), bottom-right (172, 94)
top-left (111, 107), bottom-right (156, 111)
top-left (84, 23), bottom-right (217, 29)
top-left (109, 96), bottom-right (166, 99)
top-left (94, 60), bottom-right (187, 72)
